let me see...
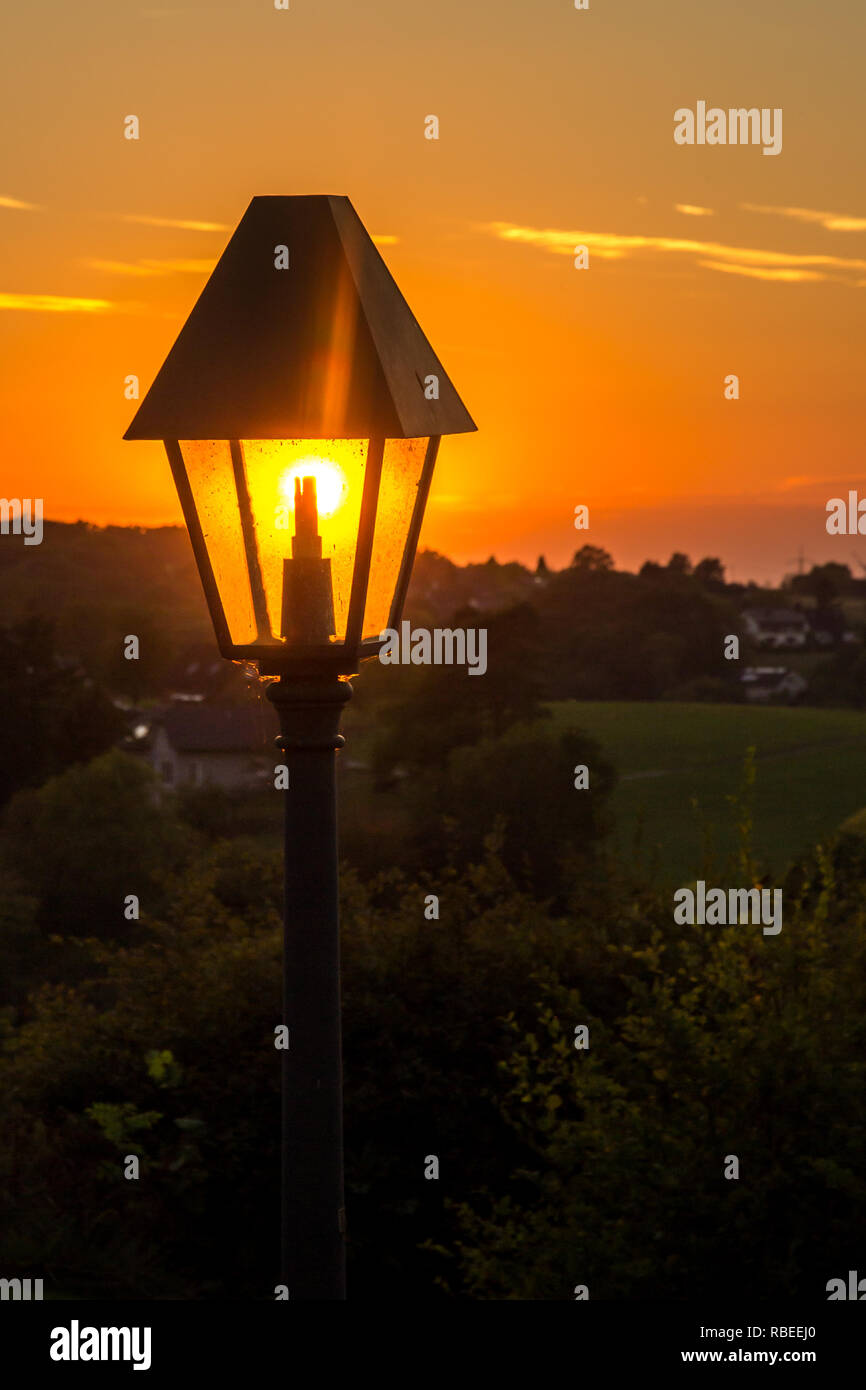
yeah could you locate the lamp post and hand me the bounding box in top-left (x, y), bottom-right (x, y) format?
top-left (124, 195), bottom-right (475, 1299)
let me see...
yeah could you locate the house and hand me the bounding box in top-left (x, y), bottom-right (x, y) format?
top-left (742, 608), bottom-right (809, 650)
top-left (163, 644), bottom-right (247, 703)
top-left (806, 607), bottom-right (857, 648)
top-left (143, 702), bottom-right (278, 790)
top-left (740, 666), bottom-right (808, 704)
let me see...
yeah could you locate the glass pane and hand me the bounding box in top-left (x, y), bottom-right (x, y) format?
top-left (179, 438), bottom-right (425, 653)
top-left (364, 438), bottom-right (428, 638)
top-left (242, 439), bottom-right (368, 643)
top-left (180, 440), bottom-right (257, 646)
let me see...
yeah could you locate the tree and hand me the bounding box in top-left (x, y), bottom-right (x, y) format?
top-left (538, 565), bottom-right (737, 701)
top-left (0, 846), bottom-right (589, 1299)
top-left (693, 557), bottom-right (726, 587)
top-left (571, 545), bottom-right (614, 573)
top-left (807, 646), bottom-right (866, 708)
top-left (0, 619), bottom-right (125, 806)
top-left (0, 749), bottom-right (193, 937)
top-left (792, 563), bottom-right (852, 606)
top-left (2, 796), bottom-right (865, 1301)
top-left (638, 560), bottom-right (664, 580)
top-left (403, 721), bottom-right (616, 900)
top-left (666, 551), bottom-right (692, 576)
top-left (444, 838), bottom-right (866, 1299)
top-left (369, 603), bottom-right (547, 783)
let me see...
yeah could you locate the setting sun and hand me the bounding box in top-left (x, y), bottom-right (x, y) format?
top-left (278, 457), bottom-right (348, 520)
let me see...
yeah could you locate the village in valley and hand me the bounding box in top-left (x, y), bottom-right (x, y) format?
top-left (99, 541), bottom-right (866, 795)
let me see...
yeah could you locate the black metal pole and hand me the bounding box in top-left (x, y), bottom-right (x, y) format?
top-left (266, 672), bottom-right (353, 1300)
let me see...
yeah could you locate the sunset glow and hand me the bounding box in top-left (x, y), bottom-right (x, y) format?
top-left (278, 458), bottom-right (349, 522)
top-left (1, 0), bottom-right (864, 581)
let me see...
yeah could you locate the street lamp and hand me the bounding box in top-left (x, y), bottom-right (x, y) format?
top-left (124, 195), bottom-right (475, 1299)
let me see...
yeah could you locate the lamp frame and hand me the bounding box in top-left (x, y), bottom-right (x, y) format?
top-left (165, 433), bottom-right (441, 676)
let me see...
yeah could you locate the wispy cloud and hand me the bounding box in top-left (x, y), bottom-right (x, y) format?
top-left (84, 257), bottom-right (216, 277)
top-left (483, 221), bottom-right (866, 283)
top-left (0, 293), bottom-right (111, 313)
top-left (675, 204), bottom-right (714, 217)
top-left (119, 213), bottom-right (229, 232)
top-left (0, 195), bottom-right (39, 211)
top-left (697, 261), bottom-right (825, 283)
top-left (741, 203), bottom-right (866, 232)
top-left (778, 472), bottom-right (866, 492)
top-left (372, 234), bottom-right (399, 245)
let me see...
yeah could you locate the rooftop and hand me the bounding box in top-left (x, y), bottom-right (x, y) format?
top-left (157, 702), bottom-right (277, 754)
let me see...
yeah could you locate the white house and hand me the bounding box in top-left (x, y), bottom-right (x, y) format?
top-left (145, 704), bottom-right (277, 790)
top-left (742, 608), bottom-right (810, 650)
top-left (740, 666), bottom-right (808, 704)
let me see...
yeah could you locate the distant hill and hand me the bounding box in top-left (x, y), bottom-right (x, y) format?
top-left (0, 520), bottom-right (209, 645)
top-left (0, 522), bottom-right (537, 680)
top-left (2, 523), bottom-right (862, 709)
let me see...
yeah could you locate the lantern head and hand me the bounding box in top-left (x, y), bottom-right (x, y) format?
top-left (124, 195), bottom-right (475, 675)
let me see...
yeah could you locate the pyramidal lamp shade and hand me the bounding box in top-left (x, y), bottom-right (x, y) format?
top-left (124, 195), bottom-right (475, 673)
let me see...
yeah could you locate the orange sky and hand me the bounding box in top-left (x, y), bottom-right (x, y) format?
top-left (1, 0), bottom-right (865, 582)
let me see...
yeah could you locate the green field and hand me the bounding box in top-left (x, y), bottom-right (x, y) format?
top-left (548, 701), bottom-right (866, 885)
